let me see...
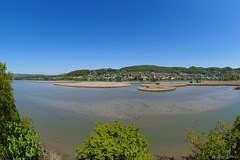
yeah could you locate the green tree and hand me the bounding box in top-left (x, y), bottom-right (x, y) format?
top-left (115, 77), bottom-right (122, 82)
top-left (0, 62), bottom-right (44, 159)
top-left (185, 115), bottom-right (240, 159)
top-left (0, 62), bottom-right (20, 131)
top-left (74, 120), bottom-right (153, 160)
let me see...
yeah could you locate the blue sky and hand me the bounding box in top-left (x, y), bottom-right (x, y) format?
top-left (1, 0), bottom-right (240, 74)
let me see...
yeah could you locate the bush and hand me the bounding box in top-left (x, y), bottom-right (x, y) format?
top-left (115, 77), bottom-right (122, 82)
top-left (150, 78), bottom-right (157, 82)
top-left (0, 62), bottom-right (20, 131)
top-left (0, 118), bottom-right (44, 159)
top-left (146, 86), bottom-right (150, 88)
top-left (0, 62), bottom-right (45, 159)
top-left (190, 81), bottom-right (193, 83)
top-left (74, 120), bottom-right (152, 160)
top-left (156, 83), bottom-right (160, 85)
top-left (185, 115), bottom-right (240, 159)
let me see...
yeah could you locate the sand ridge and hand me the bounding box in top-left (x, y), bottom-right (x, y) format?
top-left (138, 81), bottom-right (240, 92)
top-left (54, 81), bottom-right (132, 88)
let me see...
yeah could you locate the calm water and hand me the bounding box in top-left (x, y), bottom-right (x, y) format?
top-left (13, 81), bottom-right (240, 159)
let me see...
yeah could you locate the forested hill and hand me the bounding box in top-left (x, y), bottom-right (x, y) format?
top-left (66, 65), bottom-right (240, 76)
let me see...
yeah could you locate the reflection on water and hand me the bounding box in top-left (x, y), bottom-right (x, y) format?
top-left (13, 81), bottom-right (240, 159)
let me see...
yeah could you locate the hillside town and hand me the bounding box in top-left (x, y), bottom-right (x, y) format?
top-left (61, 71), bottom-right (240, 82)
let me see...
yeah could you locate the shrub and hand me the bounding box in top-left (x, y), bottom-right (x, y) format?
top-left (190, 81), bottom-right (193, 83)
top-left (146, 86), bottom-right (150, 88)
top-left (150, 78), bottom-right (157, 82)
top-left (0, 62), bottom-right (45, 159)
top-left (156, 83), bottom-right (160, 85)
top-left (0, 118), bottom-right (44, 159)
top-left (185, 115), bottom-right (240, 159)
top-left (116, 77), bottom-right (122, 82)
top-left (0, 62), bottom-right (20, 131)
top-left (74, 120), bottom-right (153, 160)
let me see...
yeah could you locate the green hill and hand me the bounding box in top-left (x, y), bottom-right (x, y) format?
top-left (65, 65), bottom-right (240, 77)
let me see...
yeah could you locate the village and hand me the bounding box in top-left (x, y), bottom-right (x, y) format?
top-left (70, 71), bottom-right (235, 82)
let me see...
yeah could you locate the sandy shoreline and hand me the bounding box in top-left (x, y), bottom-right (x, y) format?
top-left (54, 82), bottom-right (132, 88)
top-left (188, 81), bottom-right (240, 86)
top-left (138, 81), bottom-right (240, 92)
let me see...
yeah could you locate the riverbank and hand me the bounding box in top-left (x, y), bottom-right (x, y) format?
top-left (54, 82), bottom-right (132, 88)
top-left (188, 81), bottom-right (240, 86)
top-left (138, 81), bottom-right (240, 92)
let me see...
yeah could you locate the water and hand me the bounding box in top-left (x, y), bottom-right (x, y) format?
top-left (12, 81), bottom-right (240, 159)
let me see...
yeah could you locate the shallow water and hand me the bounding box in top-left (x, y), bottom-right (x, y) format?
top-left (13, 81), bottom-right (240, 159)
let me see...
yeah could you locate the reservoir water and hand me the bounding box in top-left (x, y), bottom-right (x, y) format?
top-left (13, 81), bottom-right (240, 159)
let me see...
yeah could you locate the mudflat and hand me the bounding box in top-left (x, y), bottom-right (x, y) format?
top-left (188, 81), bottom-right (240, 86)
top-left (54, 82), bottom-right (132, 88)
top-left (138, 81), bottom-right (240, 92)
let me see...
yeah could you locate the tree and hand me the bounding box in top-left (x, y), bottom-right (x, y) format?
top-left (115, 77), bottom-right (122, 82)
top-left (0, 62), bottom-right (44, 159)
top-left (74, 120), bottom-right (153, 160)
top-left (0, 62), bottom-right (20, 131)
top-left (185, 115), bottom-right (240, 159)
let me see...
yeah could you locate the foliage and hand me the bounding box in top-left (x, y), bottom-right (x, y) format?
top-left (0, 118), bottom-right (44, 159)
top-left (74, 120), bottom-right (153, 160)
top-left (0, 62), bottom-right (44, 159)
top-left (120, 65), bottom-right (186, 74)
top-left (66, 69), bottom-right (93, 77)
top-left (95, 68), bottom-right (119, 76)
top-left (186, 115), bottom-right (240, 159)
top-left (0, 62), bottom-right (20, 131)
top-left (115, 77), bottom-right (122, 82)
top-left (150, 78), bottom-right (157, 82)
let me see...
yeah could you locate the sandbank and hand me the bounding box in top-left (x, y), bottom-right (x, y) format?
top-left (54, 82), bottom-right (132, 88)
top-left (188, 81), bottom-right (240, 86)
top-left (138, 81), bottom-right (240, 92)
top-left (138, 86), bottom-right (176, 92)
top-left (141, 82), bottom-right (188, 87)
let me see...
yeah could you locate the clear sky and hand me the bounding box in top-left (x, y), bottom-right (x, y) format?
top-left (1, 0), bottom-right (240, 75)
